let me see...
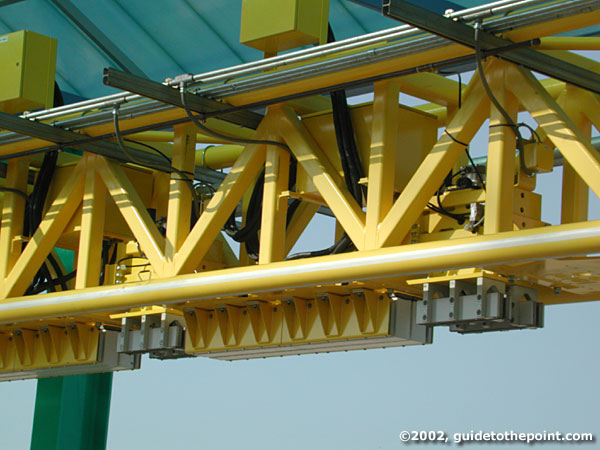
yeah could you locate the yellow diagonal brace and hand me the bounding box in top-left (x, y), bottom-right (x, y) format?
top-left (365, 80), bottom-right (401, 249)
top-left (0, 158), bottom-right (29, 280)
top-left (95, 156), bottom-right (166, 276)
top-left (276, 106), bottom-right (366, 249)
top-left (75, 155), bottom-right (106, 289)
top-left (507, 65), bottom-right (600, 199)
top-left (378, 74), bottom-right (489, 247)
top-left (285, 201), bottom-right (320, 255)
top-left (172, 142), bottom-right (267, 275)
top-left (558, 88), bottom-right (592, 224)
top-left (2, 160), bottom-right (86, 299)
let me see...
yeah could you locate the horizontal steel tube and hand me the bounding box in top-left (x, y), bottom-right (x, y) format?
top-left (0, 1), bottom-right (595, 150)
top-left (0, 220), bottom-right (599, 324)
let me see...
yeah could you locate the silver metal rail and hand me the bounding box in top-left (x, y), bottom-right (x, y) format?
top-left (0, 0), bottom-right (595, 149)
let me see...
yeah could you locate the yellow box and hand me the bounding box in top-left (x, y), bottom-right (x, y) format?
top-left (240, 0), bottom-right (329, 54)
top-left (297, 103), bottom-right (438, 197)
top-left (0, 30), bottom-right (57, 114)
top-left (523, 141), bottom-right (554, 173)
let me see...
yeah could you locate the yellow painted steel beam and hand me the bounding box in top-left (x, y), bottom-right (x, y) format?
top-left (184, 291), bottom-right (394, 355)
top-left (75, 156), bottom-right (106, 289)
top-left (94, 156), bottom-right (166, 276)
top-left (196, 145), bottom-right (244, 170)
top-left (1, 160), bottom-right (85, 299)
top-left (537, 37), bottom-right (600, 51)
top-left (365, 80), bottom-right (401, 249)
top-left (171, 140), bottom-right (267, 276)
top-left (0, 324), bottom-right (100, 373)
top-left (259, 144), bottom-right (289, 264)
top-left (378, 72), bottom-right (489, 247)
top-left (284, 201), bottom-right (320, 254)
top-left (165, 124), bottom-right (196, 262)
top-left (0, 10), bottom-right (595, 161)
top-left (558, 88), bottom-right (591, 224)
top-left (1, 219), bottom-right (600, 325)
top-left (277, 106), bottom-right (366, 249)
top-left (484, 62), bottom-right (517, 234)
top-left (127, 130), bottom-right (232, 145)
top-left (507, 66), bottom-right (600, 200)
top-left (0, 158), bottom-right (29, 280)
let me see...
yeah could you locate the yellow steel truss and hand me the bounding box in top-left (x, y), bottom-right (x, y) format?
top-left (0, 7), bottom-right (599, 372)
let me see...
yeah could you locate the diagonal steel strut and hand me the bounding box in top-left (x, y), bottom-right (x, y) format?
top-left (382, 0), bottom-right (600, 94)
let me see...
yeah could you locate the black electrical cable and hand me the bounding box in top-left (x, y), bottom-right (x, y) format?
top-left (286, 24), bottom-right (363, 261)
top-left (112, 105), bottom-right (201, 221)
top-left (24, 82), bottom-right (72, 296)
top-left (0, 187), bottom-right (28, 199)
top-left (438, 71), bottom-right (462, 109)
top-left (179, 82), bottom-right (293, 155)
top-left (444, 129), bottom-right (486, 191)
top-left (473, 19), bottom-right (535, 177)
top-left (26, 270), bottom-right (76, 295)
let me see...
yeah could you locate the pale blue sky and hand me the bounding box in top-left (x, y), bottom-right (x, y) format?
top-left (2, 65), bottom-right (600, 450)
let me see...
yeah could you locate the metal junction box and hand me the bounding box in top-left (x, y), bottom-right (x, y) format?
top-left (240, 0), bottom-right (329, 54)
top-left (0, 30), bottom-right (57, 114)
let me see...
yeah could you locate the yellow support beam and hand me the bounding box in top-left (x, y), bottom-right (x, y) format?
top-left (378, 73), bottom-right (489, 247)
top-left (365, 80), bottom-right (401, 249)
top-left (0, 158), bottom-right (29, 280)
top-left (558, 88), bottom-right (591, 224)
top-left (2, 160), bottom-right (85, 298)
top-left (75, 156), bottom-right (106, 289)
top-left (172, 139), bottom-right (267, 275)
top-left (1, 218), bottom-right (600, 324)
top-left (484, 61), bottom-right (518, 234)
top-left (507, 66), bottom-right (600, 200)
top-left (165, 124), bottom-right (196, 262)
top-left (259, 143), bottom-right (290, 264)
top-left (277, 105), bottom-right (366, 249)
top-left (95, 157), bottom-right (166, 276)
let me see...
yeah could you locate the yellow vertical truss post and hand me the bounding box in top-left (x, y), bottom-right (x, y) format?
top-left (284, 201), bottom-right (319, 254)
top-left (75, 155), bottom-right (106, 289)
top-left (276, 105), bottom-right (366, 249)
top-left (0, 158), bottom-right (29, 280)
top-left (558, 87), bottom-right (591, 224)
top-left (2, 160), bottom-right (86, 299)
top-left (507, 66), bottom-right (600, 200)
top-left (378, 74), bottom-right (489, 247)
top-left (172, 141), bottom-right (267, 275)
top-left (95, 157), bottom-right (166, 277)
top-left (259, 140), bottom-right (290, 264)
top-left (484, 62), bottom-right (518, 234)
top-left (165, 124), bottom-right (197, 263)
top-left (365, 80), bottom-right (400, 249)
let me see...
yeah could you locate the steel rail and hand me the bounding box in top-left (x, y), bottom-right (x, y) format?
top-left (18, 0), bottom-right (560, 122)
top-left (0, 0), bottom-right (595, 149)
top-left (0, 219), bottom-right (598, 324)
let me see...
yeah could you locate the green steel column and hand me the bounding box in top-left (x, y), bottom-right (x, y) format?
top-left (30, 373), bottom-right (113, 450)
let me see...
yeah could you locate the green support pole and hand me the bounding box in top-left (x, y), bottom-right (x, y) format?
top-left (30, 372), bottom-right (113, 450)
